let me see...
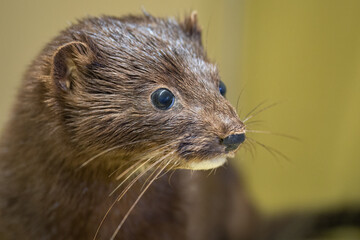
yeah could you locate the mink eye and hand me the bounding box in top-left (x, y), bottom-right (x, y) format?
top-left (219, 81), bottom-right (226, 97)
top-left (151, 88), bottom-right (175, 110)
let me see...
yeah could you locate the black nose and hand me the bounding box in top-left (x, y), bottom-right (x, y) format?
top-left (222, 133), bottom-right (246, 152)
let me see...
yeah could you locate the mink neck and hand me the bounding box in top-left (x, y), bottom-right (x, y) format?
top-left (2, 102), bottom-right (112, 185)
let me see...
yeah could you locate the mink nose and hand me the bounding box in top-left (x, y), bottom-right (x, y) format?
top-left (222, 133), bottom-right (246, 152)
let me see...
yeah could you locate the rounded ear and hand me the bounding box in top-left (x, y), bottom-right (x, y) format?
top-left (51, 41), bottom-right (93, 92)
top-left (181, 11), bottom-right (202, 44)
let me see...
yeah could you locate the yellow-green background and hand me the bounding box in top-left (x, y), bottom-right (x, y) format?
top-left (1, 0), bottom-right (359, 216)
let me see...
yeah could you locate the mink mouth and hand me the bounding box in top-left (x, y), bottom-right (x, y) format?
top-left (188, 156), bottom-right (227, 170)
top-left (183, 152), bottom-right (236, 170)
top-left (176, 138), bottom-right (240, 170)
top-left (177, 137), bottom-right (225, 157)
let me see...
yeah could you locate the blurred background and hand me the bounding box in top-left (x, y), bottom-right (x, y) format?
top-left (0, 0), bottom-right (359, 233)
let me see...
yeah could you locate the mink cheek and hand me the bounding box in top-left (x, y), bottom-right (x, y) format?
top-left (177, 137), bottom-right (225, 161)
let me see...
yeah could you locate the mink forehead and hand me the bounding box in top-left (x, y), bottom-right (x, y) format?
top-left (70, 16), bottom-right (220, 93)
top-left (82, 16), bottom-right (197, 50)
top-left (74, 16), bottom-right (201, 57)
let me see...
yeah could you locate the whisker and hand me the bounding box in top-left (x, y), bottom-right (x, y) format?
top-left (80, 139), bottom-right (151, 168)
top-left (148, 157), bottom-right (179, 189)
top-left (93, 156), bottom-right (164, 240)
top-left (79, 146), bottom-right (122, 168)
top-left (112, 143), bottom-right (176, 182)
top-left (110, 160), bottom-right (171, 240)
top-left (109, 160), bottom-right (141, 178)
top-left (111, 142), bottom-right (175, 180)
top-left (207, 167), bottom-right (216, 177)
top-left (236, 94), bottom-right (241, 115)
top-left (114, 150), bottom-right (172, 200)
top-left (138, 151), bottom-right (175, 191)
top-left (241, 144), bottom-right (249, 157)
top-left (246, 130), bottom-right (300, 141)
top-left (243, 102), bottom-right (280, 123)
top-left (109, 161), bottom-right (146, 189)
top-left (243, 100), bottom-right (267, 121)
top-left (110, 157), bottom-right (156, 197)
top-left (167, 167), bottom-right (178, 187)
top-left (242, 141), bottom-right (256, 160)
top-left (247, 137), bottom-right (277, 159)
top-left (109, 165), bottom-right (128, 178)
top-left (108, 165), bottom-right (123, 178)
top-left (93, 197), bottom-right (118, 240)
top-left (139, 156), bottom-right (172, 191)
top-left (94, 142), bottom-right (178, 240)
top-left (236, 86), bottom-right (246, 117)
top-left (244, 119), bottom-right (265, 127)
top-left (157, 158), bottom-right (179, 180)
top-left (114, 158), bottom-right (150, 181)
top-left (247, 137), bottom-right (290, 162)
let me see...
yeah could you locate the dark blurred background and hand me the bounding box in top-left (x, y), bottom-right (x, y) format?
top-left (1, 0), bottom-right (359, 234)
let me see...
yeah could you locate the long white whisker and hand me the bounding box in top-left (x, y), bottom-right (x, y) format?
top-left (80, 146), bottom-right (122, 168)
top-left (113, 150), bottom-right (172, 200)
top-left (110, 158), bottom-right (156, 197)
top-left (110, 160), bottom-right (171, 240)
top-left (110, 144), bottom-right (175, 195)
top-left (93, 142), bottom-right (177, 240)
top-left (80, 139), bottom-right (155, 168)
top-left (140, 152), bottom-right (176, 191)
top-left (93, 156), bottom-right (163, 240)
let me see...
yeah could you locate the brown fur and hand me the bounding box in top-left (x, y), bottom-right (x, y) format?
top-left (0, 13), bottom-right (258, 239)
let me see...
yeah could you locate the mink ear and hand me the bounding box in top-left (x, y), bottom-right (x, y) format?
top-left (181, 11), bottom-right (202, 44)
top-left (51, 41), bottom-right (93, 92)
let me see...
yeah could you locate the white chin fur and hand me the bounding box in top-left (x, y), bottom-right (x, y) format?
top-left (187, 157), bottom-right (227, 170)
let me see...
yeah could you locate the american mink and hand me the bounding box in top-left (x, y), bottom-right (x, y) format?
top-left (2, 11), bottom-right (359, 240)
top-left (0, 12), bottom-right (259, 240)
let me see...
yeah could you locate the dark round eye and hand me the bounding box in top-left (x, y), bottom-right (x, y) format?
top-left (219, 81), bottom-right (226, 97)
top-left (151, 88), bottom-right (175, 110)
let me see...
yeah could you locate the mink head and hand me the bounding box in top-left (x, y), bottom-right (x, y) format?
top-left (45, 13), bottom-right (245, 170)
